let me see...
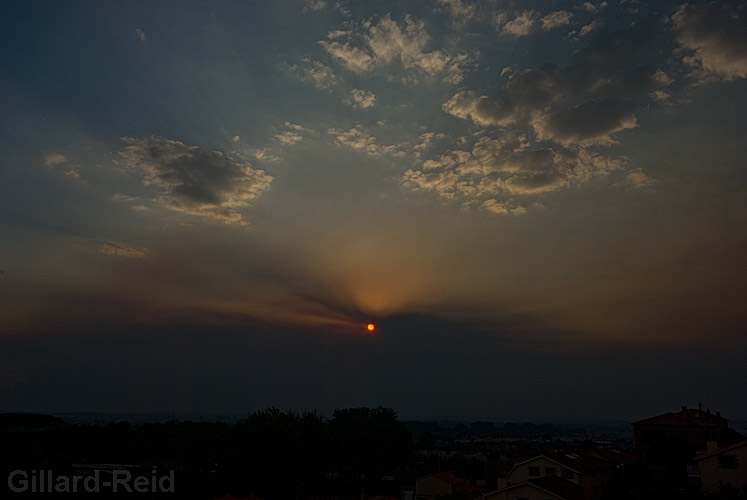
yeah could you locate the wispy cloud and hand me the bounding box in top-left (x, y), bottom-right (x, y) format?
top-left (343, 88), bottom-right (376, 108)
top-left (101, 242), bottom-right (146, 259)
top-left (497, 10), bottom-right (539, 37)
top-left (320, 14), bottom-right (470, 84)
top-left (540, 10), bottom-right (573, 31)
top-left (282, 57), bottom-right (338, 89)
top-left (274, 122), bottom-right (310, 145)
top-left (328, 126), bottom-right (405, 157)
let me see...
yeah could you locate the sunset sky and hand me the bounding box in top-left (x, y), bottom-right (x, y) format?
top-left (1, 0), bottom-right (746, 421)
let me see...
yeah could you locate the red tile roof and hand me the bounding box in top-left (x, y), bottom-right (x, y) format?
top-left (695, 440), bottom-right (747, 460)
top-left (547, 447), bottom-right (636, 474)
top-left (633, 409), bottom-right (727, 427)
top-left (433, 471), bottom-right (466, 485)
top-left (528, 476), bottom-right (598, 500)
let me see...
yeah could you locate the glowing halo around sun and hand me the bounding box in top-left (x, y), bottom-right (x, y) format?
top-left (367, 323), bottom-right (375, 332)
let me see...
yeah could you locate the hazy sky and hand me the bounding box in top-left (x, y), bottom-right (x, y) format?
top-left (1, 0), bottom-right (746, 422)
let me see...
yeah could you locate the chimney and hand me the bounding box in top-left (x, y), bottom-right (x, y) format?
top-left (706, 441), bottom-right (718, 453)
top-left (682, 405), bottom-right (687, 412)
top-left (707, 409), bottom-right (711, 415)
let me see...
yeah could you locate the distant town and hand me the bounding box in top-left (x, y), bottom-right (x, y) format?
top-left (2, 405), bottom-right (746, 499)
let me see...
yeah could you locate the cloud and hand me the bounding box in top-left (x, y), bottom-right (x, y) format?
top-left (283, 58), bottom-right (338, 89)
top-left (625, 168), bottom-right (656, 189)
top-left (100, 242), bottom-right (146, 259)
top-left (581, 1), bottom-right (607, 13)
top-left (303, 0), bottom-right (326, 12)
top-left (444, 16), bottom-right (667, 150)
top-left (402, 132), bottom-right (626, 212)
top-left (328, 126), bottom-right (405, 157)
top-left (576, 19), bottom-right (604, 38)
top-left (413, 131), bottom-right (446, 158)
top-left (437, 0), bottom-right (477, 26)
top-left (498, 10), bottom-right (539, 37)
top-left (43, 153), bottom-right (67, 167)
top-left (320, 14), bottom-right (470, 83)
top-left (673, 1), bottom-right (747, 81)
top-left (343, 88), bottom-right (376, 108)
top-left (274, 122), bottom-right (310, 145)
top-left (532, 99), bottom-right (638, 146)
top-left (253, 148), bottom-right (281, 162)
top-left (119, 136), bottom-right (272, 225)
top-left (135, 28), bottom-right (146, 43)
top-left (112, 193), bottom-right (138, 202)
top-left (540, 11), bottom-right (573, 30)
top-left (43, 152), bottom-right (80, 178)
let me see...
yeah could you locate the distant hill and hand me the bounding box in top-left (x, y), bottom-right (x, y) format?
top-left (0, 412), bottom-right (63, 430)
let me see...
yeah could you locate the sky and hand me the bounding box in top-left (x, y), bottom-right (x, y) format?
top-left (1, 0), bottom-right (746, 422)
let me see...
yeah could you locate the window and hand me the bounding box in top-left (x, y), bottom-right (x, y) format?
top-left (545, 467), bottom-right (556, 476)
top-left (528, 466), bottom-right (540, 476)
top-left (718, 455), bottom-right (738, 469)
top-left (562, 468), bottom-right (573, 479)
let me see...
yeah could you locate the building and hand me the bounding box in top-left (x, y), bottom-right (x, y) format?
top-left (415, 471), bottom-right (480, 500)
top-left (499, 447), bottom-right (635, 496)
top-left (484, 476), bottom-right (596, 500)
top-left (689, 440), bottom-right (747, 496)
top-left (632, 406), bottom-right (745, 489)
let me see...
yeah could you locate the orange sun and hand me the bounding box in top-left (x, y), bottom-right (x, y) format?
top-left (367, 323), bottom-right (375, 332)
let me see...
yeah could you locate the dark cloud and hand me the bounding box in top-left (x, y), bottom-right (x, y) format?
top-left (119, 136), bottom-right (273, 225)
top-left (417, 14), bottom-right (672, 211)
top-left (534, 99), bottom-right (637, 146)
top-left (673, 0), bottom-right (747, 81)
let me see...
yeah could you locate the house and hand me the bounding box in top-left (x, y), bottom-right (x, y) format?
top-left (484, 476), bottom-right (596, 500)
top-left (499, 447), bottom-right (635, 496)
top-left (690, 440), bottom-right (747, 495)
top-left (632, 406), bottom-right (739, 461)
top-left (415, 471), bottom-right (480, 499)
top-left (632, 406), bottom-right (745, 488)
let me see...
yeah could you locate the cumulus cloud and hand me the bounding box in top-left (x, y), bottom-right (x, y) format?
top-left (673, 1), bottom-right (747, 81)
top-left (101, 242), bottom-right (146, 259)
top-left (135, 28), bottom-right (146, 43)
top-left (343, 89), bottom-right (376, 108)
top-left (320, 14), bottom-right (470, 83)
top-left (119, 136), bottom-right (272, 225)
